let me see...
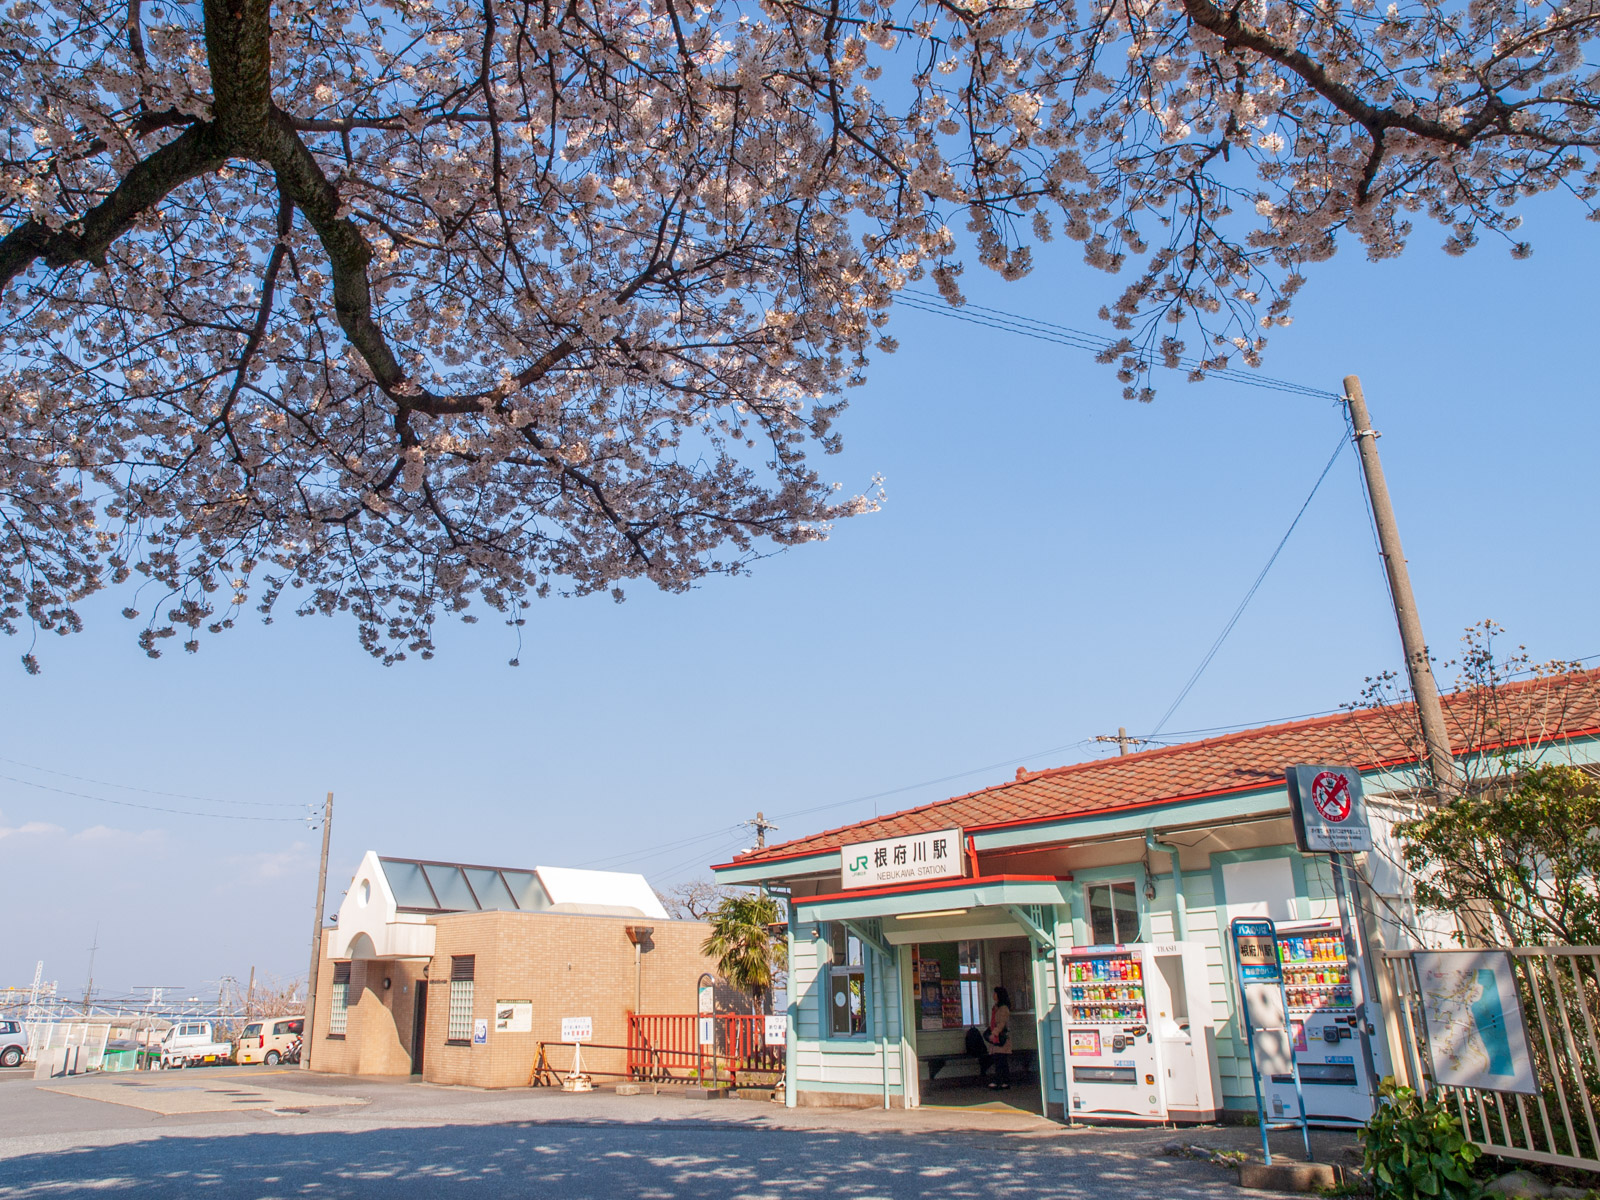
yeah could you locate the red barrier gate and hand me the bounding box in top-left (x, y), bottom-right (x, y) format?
top-left (626, 1014), bottom-right (782, 1085)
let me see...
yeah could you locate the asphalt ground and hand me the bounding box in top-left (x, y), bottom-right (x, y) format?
top-left (0, 1066), bottom-right (1359, 1198)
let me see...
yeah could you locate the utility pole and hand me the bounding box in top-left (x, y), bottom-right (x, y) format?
top-left (26, 961), bottom-right (43, 1029)
top-left (302, 792), bottom-right (333, 1069)
top-left (1343, 376), bottom-right (1459, 796)
top-left (81, 926), bottom-right (98, 1015)
top-left (1094, 726), bottom-right (1148, 756)
top-left (747, 811), bottom-right (778, 850)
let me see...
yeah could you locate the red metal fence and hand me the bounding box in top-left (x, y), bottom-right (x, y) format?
top-left (626, 1014), bottom-right (782, 1085)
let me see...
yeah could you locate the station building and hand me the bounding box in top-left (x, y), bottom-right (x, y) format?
top-left (309, 852), bottom-right (717, 1087)
top-left (712, 669), bottom-right (1600, 1120)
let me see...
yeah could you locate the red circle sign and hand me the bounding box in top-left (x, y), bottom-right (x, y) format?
top-left (1311, 771), bottom-right (1352, 822)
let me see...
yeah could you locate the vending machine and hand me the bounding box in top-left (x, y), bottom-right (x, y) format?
top-left (1058, 942), bottom-right (1220, 1122)
top-left (1265, 919), bottom-right (1377, 1125)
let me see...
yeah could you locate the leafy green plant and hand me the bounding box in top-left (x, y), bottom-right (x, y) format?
top-left (1362, 1079), bottom-right (1482, 1200)
top-left (1397, 763), bottom-right (1600, 947)
top-left (702, 892), bottom-right (787, 1013)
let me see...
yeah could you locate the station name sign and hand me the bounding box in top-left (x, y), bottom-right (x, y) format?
top-left (841, 827), bottom-right (963, 890)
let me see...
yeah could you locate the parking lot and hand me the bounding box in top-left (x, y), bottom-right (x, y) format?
top-left (0, 1067), bottom-right (1349, 1198)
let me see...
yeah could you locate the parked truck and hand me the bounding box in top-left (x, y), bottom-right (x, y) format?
top-left (158, 1022), bottom-right (233, 1068)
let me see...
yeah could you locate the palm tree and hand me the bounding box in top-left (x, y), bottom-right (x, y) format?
top-left (702, 893), bottom-right (787, 1014)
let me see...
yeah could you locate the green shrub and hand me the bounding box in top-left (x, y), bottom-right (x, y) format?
top-left (1362, 1079), bottom-right (1482, 1200)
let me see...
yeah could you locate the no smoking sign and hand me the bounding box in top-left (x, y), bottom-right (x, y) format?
top-left (1288, 764), bottom-right (1371, 852)
top-left (1310, 771), bottom-right (1353, 822)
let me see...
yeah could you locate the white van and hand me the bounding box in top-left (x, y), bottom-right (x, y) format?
top-left (235, 1016), bottom-right (304, 1065)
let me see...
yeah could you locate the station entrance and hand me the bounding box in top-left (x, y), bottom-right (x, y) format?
top-left (905, 934), bottom-right (1042, 1112)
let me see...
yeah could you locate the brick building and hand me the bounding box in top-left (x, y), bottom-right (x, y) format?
top-left (308, 853), bottom-right (719, 1087)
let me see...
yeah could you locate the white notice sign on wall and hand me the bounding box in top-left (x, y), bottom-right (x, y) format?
top-left (495, 1001), bottom-right (533, 1033)
top-left (841, 827), bottom-right (963, 889)
top-left (560, 1016), bottom-right (593, 1043)
top-left (764, 1015), bottom-right (788, 1047)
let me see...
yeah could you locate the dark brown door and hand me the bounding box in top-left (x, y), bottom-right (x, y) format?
top-left (410, 982), bottom-right (428, 1075)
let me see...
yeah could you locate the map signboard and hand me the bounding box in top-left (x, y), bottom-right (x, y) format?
top-left (1287, 765), bottom-right (1373, 853)
top-left (1414, 951), bottom-right (1537, 1094)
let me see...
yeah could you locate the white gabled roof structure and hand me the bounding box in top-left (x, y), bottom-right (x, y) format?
top-left (326, 851), bottom-right (669, 961)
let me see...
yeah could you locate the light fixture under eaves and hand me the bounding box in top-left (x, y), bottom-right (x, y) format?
top-left (892, 908), bottom-right (969, 920)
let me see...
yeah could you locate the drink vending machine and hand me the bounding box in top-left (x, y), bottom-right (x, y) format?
top-left (1057, 942), bottom-right (1220, 1122)
top-left (1265, 918), bottom-right (1378, 1125)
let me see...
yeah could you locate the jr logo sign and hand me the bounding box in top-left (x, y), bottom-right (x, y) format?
top-left (839, 828), bottom-right (964, 890)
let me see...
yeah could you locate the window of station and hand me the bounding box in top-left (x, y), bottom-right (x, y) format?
top-left (1086, 880), bottom-right (1140, 944)
top-left (826, 926), bottom-right (868, 1037)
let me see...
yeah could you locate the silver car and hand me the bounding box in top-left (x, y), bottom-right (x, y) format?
top-left (0, 1019), bottom-right (26, 1068)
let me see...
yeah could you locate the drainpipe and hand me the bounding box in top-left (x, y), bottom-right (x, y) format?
top-left (1147, 832), bottom-right (1189, 942)
top-left (878, 942), bottom-right (891, 1110)
top-left (784, 902), bottom-right (797, 1109)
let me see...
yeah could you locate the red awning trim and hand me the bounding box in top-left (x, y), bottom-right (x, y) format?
top-left (795, 872), bottom-right (1070, 908)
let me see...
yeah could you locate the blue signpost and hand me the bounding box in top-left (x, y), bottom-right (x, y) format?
top-left (1230, 916), bottom-right (1312, 1165)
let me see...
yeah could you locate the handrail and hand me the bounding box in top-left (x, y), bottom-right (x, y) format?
top-left (530, 1039), bottom-right (783, 1088)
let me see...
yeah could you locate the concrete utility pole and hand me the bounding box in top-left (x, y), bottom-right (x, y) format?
top-left (1343, 377), bottom-right (1459, 796)
top-left (1094, 727), bottom-right (1148, 756)
top-left (302, 792), bottom-right (333, 1069)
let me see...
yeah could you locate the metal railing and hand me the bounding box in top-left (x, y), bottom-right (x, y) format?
top-left (626, 1014), bottom-right (781, 1086)
top-left (1385, 946), bottom-right (1600, 1171)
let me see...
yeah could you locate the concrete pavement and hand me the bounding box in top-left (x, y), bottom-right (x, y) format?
top-left (0, 1067), bottom-right (1347, 1198)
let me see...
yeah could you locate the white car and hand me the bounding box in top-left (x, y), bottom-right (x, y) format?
top-left (0, 1019), bottom-right (27, 1068)
top-left (158, 1021), bottom-right (233, 1068)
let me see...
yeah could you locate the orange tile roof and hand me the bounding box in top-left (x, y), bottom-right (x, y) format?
top-left (720, 668), bottom-right (1600, 870)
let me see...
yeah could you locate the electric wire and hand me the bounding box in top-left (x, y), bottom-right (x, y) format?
top-left (1148, 430), bottom-right (1351, 737)
top-left (897, 290), bottom-right (1344, 400)
top-left (769, 737), bottom-right (1100, 824)
top-left (572, 823), bottom-right (745, 871)
top-left (0, 754), bottom-right (307, 808)
top-left (1345, 402), bottom-right (1407, 660)
top-left (0, 771), bottom-right (310, 822)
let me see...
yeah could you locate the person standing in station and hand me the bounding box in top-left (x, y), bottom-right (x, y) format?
top-left (985, 986), bottom-right (1013, 1090)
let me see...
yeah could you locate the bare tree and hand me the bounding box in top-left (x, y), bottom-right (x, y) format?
top-left (6, 2), bottom-right (1600, 662)
top-left (1340, 622), bottom-right (1594, 945)
top-left (657, 879), bottom-right (729, 921)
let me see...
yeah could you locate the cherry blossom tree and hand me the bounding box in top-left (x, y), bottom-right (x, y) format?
top-left (4, 0), bottom-right (1596, 664)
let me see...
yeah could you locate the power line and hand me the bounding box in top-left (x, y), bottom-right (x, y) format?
top-left (770, 738), bottom-right (1099, 824)
top-left (573, 824), bottom-right (745, 871)
top-left (0, 754), bottom-right (306, 808)
top-left (1148, 430), bottom-right (1350, 736)
top-left (0, 772), bottom-right (310, 823)
top-left (897, 290), bottom-right (1343, 401)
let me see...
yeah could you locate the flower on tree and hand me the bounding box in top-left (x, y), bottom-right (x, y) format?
top-left (2, 0), bottom-right (1595, 662)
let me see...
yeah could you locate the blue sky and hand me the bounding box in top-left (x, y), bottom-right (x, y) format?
top-left (2, 191), bottom-right (1595, 1005)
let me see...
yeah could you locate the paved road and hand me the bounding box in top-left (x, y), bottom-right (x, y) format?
top-left (0, 1069), bottom-right (1342, 1198)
